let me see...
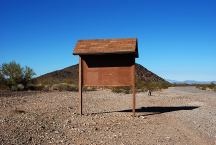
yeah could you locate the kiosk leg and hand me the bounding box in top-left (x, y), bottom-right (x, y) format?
top-left (132, 63), bottom-right (136, 117)
top-left (79, 57), bottom-right (83, 115)
top-left (132, 85), bottom-right (136, 117)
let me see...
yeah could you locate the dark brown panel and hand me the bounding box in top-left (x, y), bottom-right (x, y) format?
top-left (81, 54), bottom-right (135, 87)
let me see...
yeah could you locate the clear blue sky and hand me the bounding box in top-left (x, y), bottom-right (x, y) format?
top-left (0, 0), bottom-right (216, 81)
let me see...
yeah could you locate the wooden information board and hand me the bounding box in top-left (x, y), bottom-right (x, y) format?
top-left (73, 38), bottom-right (138, 116)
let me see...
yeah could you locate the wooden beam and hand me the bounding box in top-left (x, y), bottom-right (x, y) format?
top-left (79, 57), bottom-right (83, 115)
top-left (132, 63), bottom-right (136, 117)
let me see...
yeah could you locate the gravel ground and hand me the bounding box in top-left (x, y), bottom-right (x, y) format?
top-left (0, 87), bottom-right (216, 145)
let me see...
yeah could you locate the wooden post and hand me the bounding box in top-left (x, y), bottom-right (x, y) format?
top-left (79, 57), bottom-right (83, 115)
top-left (132, 63), bottom-right (136, 117)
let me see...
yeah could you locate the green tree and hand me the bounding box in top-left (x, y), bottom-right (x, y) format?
top-left (0, 68), bottom-right (5, 84)
top-left (0, 61), bottom-right (36, 90)
top-left (23, 66), bottom-right (36, 86)
top-left (0, 69), bottom-right (4, 82)
top-left (1, 61), bottom-right (23, 87)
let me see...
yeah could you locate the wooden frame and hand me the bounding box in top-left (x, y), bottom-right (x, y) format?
top-left (78, 56), bottom-right (136, 117)
top-left (79, 57), bottom-right (83, 115)
top-left (132, 63), bottom-right (136, 117)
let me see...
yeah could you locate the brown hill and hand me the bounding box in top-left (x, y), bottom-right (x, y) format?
top-left (35, 63), bottom-right (169, 86)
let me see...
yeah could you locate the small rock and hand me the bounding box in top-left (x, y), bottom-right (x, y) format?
top-left (28, 137), bottom-right (33, 142)
top-left (113, 134), bottom-right (117, 138)
top-left (83, 123), bottom-right (89, 126)
top-left (54, 131), bottom-right (59, 134)
top-left (41, 125), bottom-right (46, 129)
top-left (92, 121), bottom-right (97, 125)
top-left (140, 116), bottom-right (146, 119)
top-left (105, 127), bottom-right (110, 131)
top-left (94, 127), bottom-right (98, 131)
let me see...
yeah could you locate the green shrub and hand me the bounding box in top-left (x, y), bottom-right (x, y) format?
top-left (51, 83), bottom-right (78, 91)
top-left (9, 84), bottom-right (25, 91)
top-left (17, 84), bottom-right (25, 91)
top-left (201, 87), bottom-right (206, 90)
top-left (112, 87), bottom-right (131, 94)
top-left (196, 83), bottom-right (216, 92)
top-left (0, 61), bottom-right (36, 90)
top-left (111, 81), bottom-right (171, 94)
top-left (26, 84), bottom-right (45, 91)
top-left (136, 79), bottom-right (170, 92)
top-left (0, 74), bottom-right (8, 90)
top-left (82, 87), bottom-right (97, 92)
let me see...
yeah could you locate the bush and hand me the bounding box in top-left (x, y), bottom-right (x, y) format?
top-left (17, 84), bottom-right (25, 91)
top-left (26, 83), bottom-right (78, 92)
top-left (11, 85), bottom-right (18, 91)
top-left (82, 87), bottom-right (97, 92)
top-left (0, 73), bottom-right (8, 90)
top-left (136, 79), bottom-right (171, 92)
top-left (196, 83), bottom-right (216, 92)
top-left (0, 61), bottom-right (36, 90)
top-left (10, 84), bottom-right (25, 91)
top-left (111, 81), bottom-right (171, 94)
top-left (51, 83), bottom-right (78, 91)
top-left (1, 61), bottom-right (23, 88)
top-left (26, 84), bottom-right (46, 91)
top-left (112, 87), bottom-right (131, 94)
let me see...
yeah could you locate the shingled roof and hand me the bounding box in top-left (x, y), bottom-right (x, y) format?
top-left (73, 38), bottom-right (138, 57)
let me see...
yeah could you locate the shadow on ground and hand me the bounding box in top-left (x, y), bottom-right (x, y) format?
top-left (89, 106), bottom-right (199, 116)
top-left (119, 106), bottom-right (199, 116)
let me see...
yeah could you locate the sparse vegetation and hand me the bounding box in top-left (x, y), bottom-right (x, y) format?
top-left (24, 83), bottom-right (78, 92)
top-left (112, 87), bottom-right (131, 94)
top-left (168, 83), bottom-right (216, 92)
top-left (196, 83), bottom-right (216, 92)
top-left (51, 83), bottom-right (78, 91)
top-left (136, 80), bottom-right (171, 92)
top-left (26, 84), bottom-right (47, 91)
top-left (0, 71), bottom-right (8, 90)
top-left (82, 87), bottom-right (97, 92)
top-left (112, 81), bottom-right (171, 94)
top-left (34, 63), bottom-right (171, 93)
top-left (0, 61), bottom-right (36, 91)
top-left (1, 62), bottom-right (172, 92)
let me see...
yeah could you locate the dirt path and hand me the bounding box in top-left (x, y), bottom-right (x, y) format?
top-left (0, 87), bottom-right (216, 145)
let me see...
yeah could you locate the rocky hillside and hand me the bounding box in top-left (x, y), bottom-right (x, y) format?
top-left (35, 63), bottom-right (169, 86)
top-left (135, 63), bottom-right (166, 82)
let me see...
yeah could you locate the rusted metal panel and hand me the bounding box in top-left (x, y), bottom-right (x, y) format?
top-left (83, 66), bottom-right (133, 86)
top-left (81, 54), bottom-right (135, 87)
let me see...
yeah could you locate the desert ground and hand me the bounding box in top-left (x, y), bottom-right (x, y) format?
top-left (0, 86), bottom-right (216, 145)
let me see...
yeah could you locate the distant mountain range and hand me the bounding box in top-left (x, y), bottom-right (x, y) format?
top-left (35, 63), bottom-right (170, 85)
top-left (167, 79), bottom-right (216, 84)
